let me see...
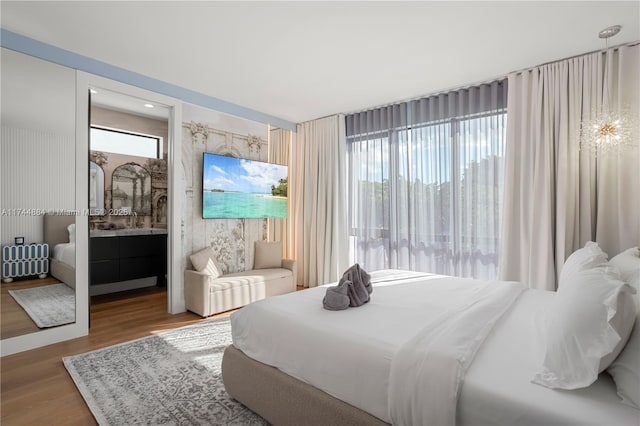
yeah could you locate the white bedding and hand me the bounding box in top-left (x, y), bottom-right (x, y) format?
top-left (459, 289), bottom-right (640, 425)
top-left (231, 270), bottom-right (522, 424)
top-left (231, 270), bottom-right (640, 425)
top-left (388, 275), bottom-right (522, 425)
top-left (52, 242), bottom-right (75, 267)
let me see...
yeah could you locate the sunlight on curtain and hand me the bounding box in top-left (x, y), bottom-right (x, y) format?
top-left (267, 127), bottom-right (292, 259)
top-left (346, 81), bottom-right (507, 279)
top-left (292, 115), bottom-right (348, 287)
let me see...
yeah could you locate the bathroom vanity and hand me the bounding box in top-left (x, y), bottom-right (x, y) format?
top-left (89, 228), bottom-right (167, 294)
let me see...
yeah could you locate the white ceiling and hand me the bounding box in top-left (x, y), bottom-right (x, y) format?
top-left (91, 89), bottom-right (170, 120)
top-left (2, 1), bottom-right (639, 124)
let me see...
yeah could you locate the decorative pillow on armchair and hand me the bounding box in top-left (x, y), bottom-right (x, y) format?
top-left (254, 241), bottom-right (282, 269)
top-left (189, 246), bottom-right (223, 278)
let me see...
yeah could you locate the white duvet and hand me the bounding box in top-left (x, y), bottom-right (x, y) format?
top-left (388, 276), bottom-right (522, 425)
top-left (231, 270), bottom-right (523, 425)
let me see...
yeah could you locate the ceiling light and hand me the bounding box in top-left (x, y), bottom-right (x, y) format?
top-left (144, 103), bottom-right (154, 108)
top-left (581, 111), bottom-right (632, 153)
top-left (580, 25), bottom-right (632, 155)
top-left (598, 25), bottom-right (621, 39)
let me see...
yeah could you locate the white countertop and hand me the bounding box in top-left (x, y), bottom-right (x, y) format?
top-left (90, 228), bottom-right (168, 238)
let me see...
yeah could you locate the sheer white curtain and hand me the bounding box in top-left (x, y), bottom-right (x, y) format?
top-left (346, 104), bottom-right (408, 271)
top-left (291, 115), bottom-right (348, 287)
top-left (347, 81), bottom-right (507, 280)
top-left (499, 45), bottom-right (640, 290)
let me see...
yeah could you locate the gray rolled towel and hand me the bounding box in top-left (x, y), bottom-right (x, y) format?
top-left (342, 263), bottom-right (372, 307)
top-left (323, 279), bottom-right (350, 311)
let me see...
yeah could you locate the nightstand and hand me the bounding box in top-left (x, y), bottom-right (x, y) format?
top-left (2, 243), bottom-right (49, 283)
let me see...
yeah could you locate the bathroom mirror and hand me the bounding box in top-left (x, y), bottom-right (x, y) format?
top-left (111, 163), bottom-right (152, 215)
top-left (89, 161), bottom-right (105, 215)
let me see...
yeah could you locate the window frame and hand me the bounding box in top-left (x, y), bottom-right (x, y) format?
top-left (90, 125), bottom-right (163, 159)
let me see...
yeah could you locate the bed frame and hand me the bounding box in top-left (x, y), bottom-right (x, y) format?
top-left (43, 214), bottom-right (76, 288)
top-left (221, 345), bottom-right (389, 426)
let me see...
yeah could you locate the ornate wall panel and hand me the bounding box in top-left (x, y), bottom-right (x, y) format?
top-left (181, 114), bottom-right (268, 274)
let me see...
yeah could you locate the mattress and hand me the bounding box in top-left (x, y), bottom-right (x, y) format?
top-left (231, 270), bottom-right (639, 425)
top-left (52, 242), bottom-right (75, 267)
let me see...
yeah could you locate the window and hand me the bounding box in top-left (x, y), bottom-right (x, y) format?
top-left (346, 81), bottom-right (506, 280)
top-left (90, 126), bottom-right (162, 159)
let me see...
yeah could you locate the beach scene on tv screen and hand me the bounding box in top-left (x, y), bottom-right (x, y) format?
top-left (203, 154), bottom-right (288, 219)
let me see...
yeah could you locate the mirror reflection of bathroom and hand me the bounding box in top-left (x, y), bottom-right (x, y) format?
top-left (88, 88), bottom-right (169, 306)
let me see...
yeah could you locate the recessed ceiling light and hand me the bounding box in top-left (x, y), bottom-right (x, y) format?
top-left (598, 25), bottom-right (621, 39)
top-left (144, 103), bottom-right (154, 108)
top-left (89, 89), bottom-right (97, 94)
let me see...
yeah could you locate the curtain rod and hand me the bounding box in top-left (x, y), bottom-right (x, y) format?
top-left (509, 40), bottom-right (639, 76)
top-left (344, 40), bottom-right (639, 117)
top-left (342, 79), bottom-right (505, 117)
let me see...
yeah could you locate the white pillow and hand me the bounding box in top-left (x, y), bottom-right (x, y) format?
top-left (609, 247), bottom-right (640, 291)
top-left (67, 223), bottom-right (76, 243)
top-left (189, 246), bottom-right (223, 278)
top-left (607, 247), bottom-right (640, 408)
top-left (254, 241), bottom-right (282, 269)
top-left (558, 241), bottom-right (608, 287)
top-left (608, 316), bottom-right (640, 408)
top-left (532, 264), bottom-right (636, 389)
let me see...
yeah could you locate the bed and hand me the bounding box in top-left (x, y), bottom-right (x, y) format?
top-left (222, 269), bottom-right (640, 426)
top-left (43, 214), bottom-right (76, 289)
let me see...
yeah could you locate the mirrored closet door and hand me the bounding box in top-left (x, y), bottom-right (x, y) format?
top-left (0, 48), bottom-right (78, 341)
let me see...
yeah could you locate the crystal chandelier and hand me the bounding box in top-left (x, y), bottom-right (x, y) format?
top-left (580, 25), bottom-right (633, 154)
top-left (581, 110), bottom-right (632, 153)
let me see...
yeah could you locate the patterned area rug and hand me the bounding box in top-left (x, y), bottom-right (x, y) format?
top-left (63, 318), bottom-right (268, 426)
top-left (8, 283), bottom-right (75, 328)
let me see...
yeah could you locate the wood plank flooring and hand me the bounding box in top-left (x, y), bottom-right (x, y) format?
top-left (1, 286), bottom-right (229, 426)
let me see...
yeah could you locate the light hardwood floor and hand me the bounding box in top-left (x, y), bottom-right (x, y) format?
top-left (1, 286), bottom-right (229, 426)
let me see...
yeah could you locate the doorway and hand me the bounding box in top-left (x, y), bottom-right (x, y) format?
top-left (88, 89), bottom-right (170, 311)
top-left (75, 72), bottom-right (184, 336)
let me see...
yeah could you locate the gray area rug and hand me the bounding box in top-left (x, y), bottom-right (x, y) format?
top-left (63, 318), bottom-right (268, 426)
top-left (8, 283), bottom-right (75, 328)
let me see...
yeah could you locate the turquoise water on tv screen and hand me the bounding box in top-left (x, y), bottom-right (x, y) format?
top-left (203, 191), bottom-right (287, 219)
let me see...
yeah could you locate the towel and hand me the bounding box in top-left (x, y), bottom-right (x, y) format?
top-left (342, 263), bottom-right (372, 307)
top-left (322, 280), bottom-right (350, 310)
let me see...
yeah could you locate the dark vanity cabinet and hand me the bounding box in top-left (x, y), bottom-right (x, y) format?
top-left (90, 237), bottom-right (120, 284)
top-left (90, 234), bottom-right (167, 287)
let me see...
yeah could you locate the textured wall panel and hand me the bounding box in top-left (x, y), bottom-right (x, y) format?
top-left (1, 126), bottom-right (75, 245)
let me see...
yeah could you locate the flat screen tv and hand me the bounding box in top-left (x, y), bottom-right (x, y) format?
top-left (202, 153), bottom-right (288, 219)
